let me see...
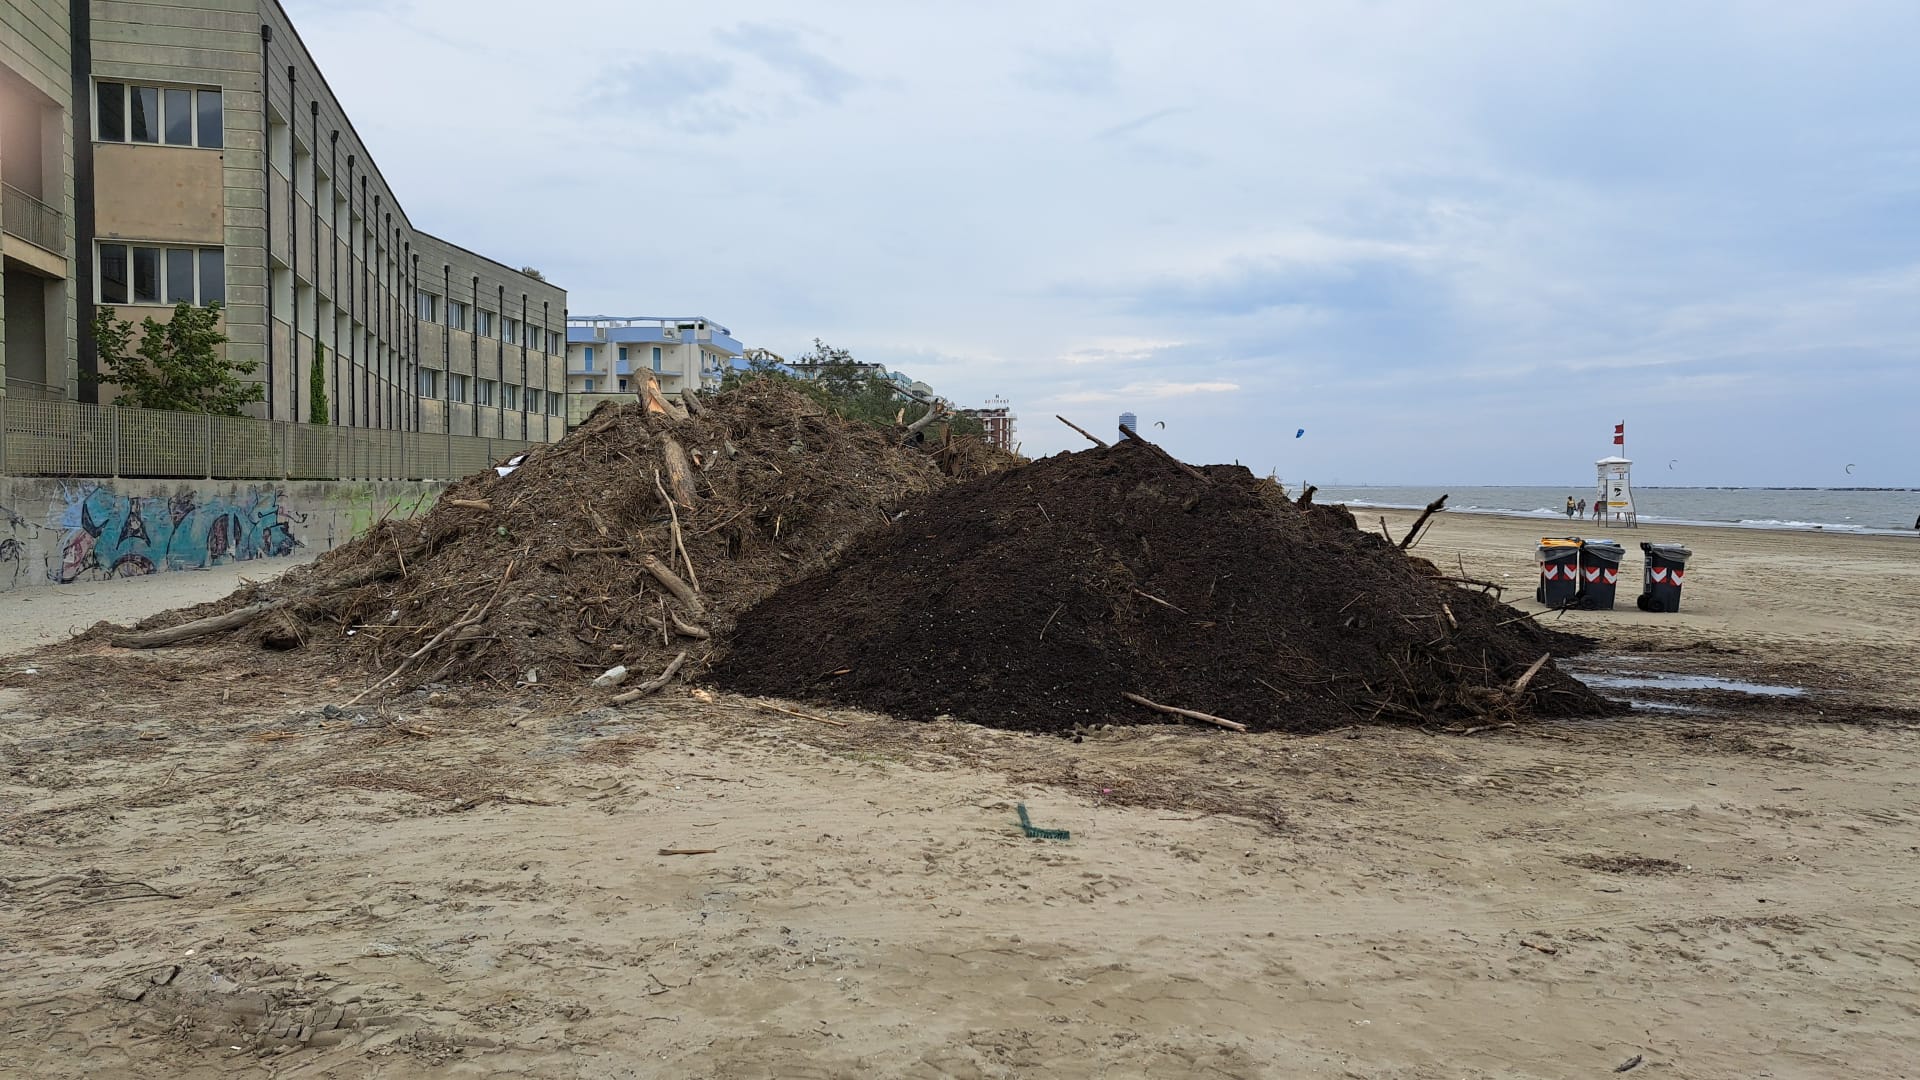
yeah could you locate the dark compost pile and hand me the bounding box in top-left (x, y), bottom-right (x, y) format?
top-left (104, 381), bottom-right (964, 693)
top-left (710, 440), bottom-right (1610, 734)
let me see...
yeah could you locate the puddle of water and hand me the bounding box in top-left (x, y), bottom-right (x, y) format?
top-left (1623, 699), bottom-right (1712, 714)
top-left (1575, 673), bottom-right (1805, 697)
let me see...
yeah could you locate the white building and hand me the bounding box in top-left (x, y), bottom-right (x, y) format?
top-left (564, 315), bottom-right (741, 427)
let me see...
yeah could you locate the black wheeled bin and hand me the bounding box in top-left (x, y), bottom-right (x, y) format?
top-left (1636, 542), bottom-right (1692, 612)
top-left (1576, 539), bottom-right (1626, 609)
top-left (1535, 537), bottom-right (1582, 606)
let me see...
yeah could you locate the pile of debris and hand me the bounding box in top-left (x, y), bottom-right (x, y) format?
top-left (711, 436), bottom-right (1610, 734)
top-left (105, 380), bottom-right (962, 697)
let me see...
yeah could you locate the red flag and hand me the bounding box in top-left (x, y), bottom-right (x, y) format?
top-left (1613, 422), bottom-right (1625, 446)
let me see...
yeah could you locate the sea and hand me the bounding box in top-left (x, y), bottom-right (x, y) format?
top-left (1312, 486), bottom-right (1920, 537)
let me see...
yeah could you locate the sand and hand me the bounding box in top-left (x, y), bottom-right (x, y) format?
top-left (2, 511), bottom-right (1918, 1078)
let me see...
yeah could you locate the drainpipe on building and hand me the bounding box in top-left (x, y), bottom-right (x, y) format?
top-left (361, 176), bottom-right (371, 429)
top-left (470, 275), bottom-right (479, 437)
top-left (261, 25), bottom-right (276, 420)
top-left (404, 242), bottom-right (414, 433)
top-left (344, 154), bottom-right (356, 428)
top-left (441, 263), bottom-right (451, 444)
top-left (543, 301), bottom-right (552, 440)
top-left (497, 283), bottom-right (506, 437)
top-left (287, 65), bottom-right (299, 426)
top-left (520, 293), bottom-right (529, 441)
top-left (309, 101), bottom-right (321, 425)
top-left (328, 131), bottom-right (339, 424)
top-left (391, 221), bottom-right (401, 430)
top-left (376, 195), bottom-right (387, 426)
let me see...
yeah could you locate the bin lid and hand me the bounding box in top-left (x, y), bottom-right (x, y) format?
top-left (1641, 542), bottom-right (1692, 560)
top-left (1538, 537), bottom-right (1582, 549)
top-left (1581, 540), bottom-right (1626, 561)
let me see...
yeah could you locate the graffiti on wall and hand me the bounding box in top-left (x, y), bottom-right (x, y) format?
top-left (53, 485), bottom-right (305, 583)
top-left (2, 500), bottom-right (42, 587)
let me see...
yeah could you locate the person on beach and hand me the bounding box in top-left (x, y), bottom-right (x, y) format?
top-left (1594, 498), bottom-right (1606, 522)
top-left (1577, 498), bottom-right (1587, 518)
top-left (1565, 496), bottom-right (1576, 519)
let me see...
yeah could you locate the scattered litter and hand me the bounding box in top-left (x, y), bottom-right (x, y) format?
top-left (1016, 804), bottom-right (1071, 841)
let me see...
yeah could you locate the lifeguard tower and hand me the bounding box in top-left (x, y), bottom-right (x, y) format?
top-left (1592, 421), bottom-right (1635, 526)
top-left (1595, 457), bottom-right (1635, 527)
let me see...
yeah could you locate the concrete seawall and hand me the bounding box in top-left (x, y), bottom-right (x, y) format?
top-left (0, 477), bottom-right (444, 591)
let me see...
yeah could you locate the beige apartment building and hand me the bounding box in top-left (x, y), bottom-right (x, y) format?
top-left (0, 0), bottom-right (567, 443)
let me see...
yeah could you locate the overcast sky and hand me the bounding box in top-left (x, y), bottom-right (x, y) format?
top-left (288, 1), bottom-right (1920, 486)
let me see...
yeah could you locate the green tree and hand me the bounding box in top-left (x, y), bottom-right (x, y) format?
top-left (91, 302), bottom-right (262, 415)
top-left (309, 342), bottom-right (330, 425)
top-left (722, 338), bottom-right (987, 438)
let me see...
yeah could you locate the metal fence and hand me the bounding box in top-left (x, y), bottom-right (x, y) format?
top-left (2, 183), bottom-right (64, 253)
top-left (0, 394), bottom-right (538, 482)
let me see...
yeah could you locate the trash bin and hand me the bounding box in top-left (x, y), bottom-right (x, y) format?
top-left (1535, 537), bottom-right (1582, 606)
top-left (1636, 542), bottom-right (1692, 612)
top-left (1577, 539), bottom-right (1626, 610)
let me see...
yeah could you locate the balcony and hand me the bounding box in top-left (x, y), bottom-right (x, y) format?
top-left (2, 183), bottom-right (63, 254)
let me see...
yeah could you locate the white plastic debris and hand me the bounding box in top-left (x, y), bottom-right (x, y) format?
top-left (592, 666), bottom-right (631, 688)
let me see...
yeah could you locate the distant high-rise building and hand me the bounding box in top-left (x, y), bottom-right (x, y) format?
top-left (1118, 412), bottom-right (1138, 435)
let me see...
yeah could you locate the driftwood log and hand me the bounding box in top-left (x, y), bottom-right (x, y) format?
top-left (904, 401), bottom-right (946, 438)
top-left (109, 600), bottom-right (289, 649)
top-left (611, 650), bottom-right (689, 705)
top-left (641, 554), bottom-right (706, 619)
top-left (1123, 692), bottom-right (1247, 732)
top-left (1398, 494), bottom-right (1448, 549)
top-left (660, 436), bottom-right (699, 508)
top-left (1055, 414), bottom-right (1109, 449)
top-left (639, 374), bottom-right (675, 417)
top-left (680, 388), bottom-right (706, 416)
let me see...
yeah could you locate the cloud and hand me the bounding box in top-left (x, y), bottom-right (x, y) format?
top-left (1016, 46), bottom-right (1117, 97)
top-left (1058, 338), bottom-right (1186, 366)
top-left (1094, 106), bottom-right (1191, 141)
top-left (717, 22), bottom-right (861, 105)
top-left (1056, 380), bottom-right (1240, 405)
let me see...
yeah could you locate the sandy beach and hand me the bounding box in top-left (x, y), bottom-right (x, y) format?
top-left (3, 510), bottom-right (1918, 1078)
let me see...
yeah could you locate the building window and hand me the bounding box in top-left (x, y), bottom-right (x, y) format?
top-left (504, 318), bottom-right (520, 345)
top-left (416, 291), bottom-right (437, 321)
top-left (475, 310), bottom-right (494, 337)
top-left (97, 243), bottom-right (223, 306)
top-left (618, 346), bottom-right (628, 366)
top-left (550, 392), bottom-right (562, 416)
top-left (96, 82), bottom-right (221, 148)
top-left (475, 379), bottom-right (495, 405)
top-left (446, 300), bottom-right (468, 330)
top-left (582, 378), bottom-right (595, 393)
top-left (549, 331), bottom-right (561, 355)
top-left (582, 346), bottom-right (594, 371)
top-left (651, 345), bottom-right (663, 371)
top-left (526, 388), bottom-right (542, 413)
top-left (448, 373), bottom-right (469, 402)
top-left (417, 368), bottom-right (440, 397)
top-left (502, 383), bottom-right (519, 410)
top-left (618, 378), bottom-right (629, 393)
